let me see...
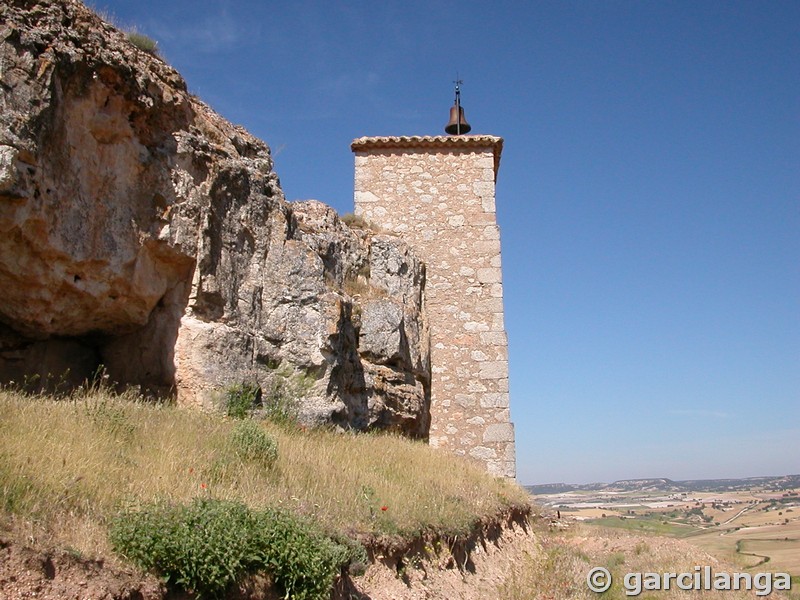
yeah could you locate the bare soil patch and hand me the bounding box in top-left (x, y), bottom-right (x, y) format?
top-left (0, 538), bottom-right (164, 600)
top-left (344, 518), bottom-right (540, 600)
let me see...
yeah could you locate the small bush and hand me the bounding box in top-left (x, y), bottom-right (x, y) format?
top-left (260, 365), bottom-right (311, 426)
top-left (228, 420), bottom-right (278, 468)
top-left (110, 499), bottom-right (257, 598)
top-left (343, 275), bottom-right (370, 297)
top-left (127, 30), bottom-right (159, 55)
top-left (223, 382), bottom-right (262, 419)
top-left (109, 498), bottom-right (358, 599)
top-left (85, 398), bottom-right (136, 440)
top-left (260, 380), bottom-right (299, 425)
top-left (251, 509), bottom-right (355, 600)
top-left (341, 212), bottom-right (370, 229)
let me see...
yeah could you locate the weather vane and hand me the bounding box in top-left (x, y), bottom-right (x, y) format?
top-left (445, 75), bottom-right (471, 135)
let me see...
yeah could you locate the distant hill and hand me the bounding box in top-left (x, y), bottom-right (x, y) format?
top-left (526, 474), bottom-right (800, 495)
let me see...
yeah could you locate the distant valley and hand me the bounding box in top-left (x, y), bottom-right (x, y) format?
top-left (527, 473), bottom-right (800, 578)
top-left (526, 473), bottom-right (800, 495)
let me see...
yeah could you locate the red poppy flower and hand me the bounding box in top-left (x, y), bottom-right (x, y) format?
top-left (381, 505), bottom-right (388, 511)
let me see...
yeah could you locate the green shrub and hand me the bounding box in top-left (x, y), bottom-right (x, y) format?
top-left (223, 382), bottom-right (262, 419)
top-left (228, 420), bottom-right (278, 468)
top-left (127, 30), bottom-right (159, 55)
top-left (109, 499), bottom-right (254, 598)
top-left (221, 365), bottom-right (312, 426)
top-left (251, 509), bottom-right (353, 600)
top-left (109, 498), bottom-right (359, 599)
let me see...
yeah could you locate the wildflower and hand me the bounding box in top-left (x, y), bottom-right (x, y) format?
top-left (201, 483), bottom-right (207, 490)
top-left (381, 505), bottom-right (388, 511)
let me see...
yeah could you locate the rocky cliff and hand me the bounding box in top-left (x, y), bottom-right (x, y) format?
top-left (0, 0), bottom-right (430, 436)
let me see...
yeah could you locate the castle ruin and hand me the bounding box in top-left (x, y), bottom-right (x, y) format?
top-left (352, 134), bottom-right (516, 479)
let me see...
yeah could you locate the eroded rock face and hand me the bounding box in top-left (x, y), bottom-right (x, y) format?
top-left (0, 0), bottom-right (430, 436)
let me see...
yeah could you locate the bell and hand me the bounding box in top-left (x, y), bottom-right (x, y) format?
top-left (445, 105), bottom-right (471, 135)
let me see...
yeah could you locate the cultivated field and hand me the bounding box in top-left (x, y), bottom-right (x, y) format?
top-left (689, 515), bottom-right (800, 575)
top-left (531, 477), bottom-right (800, 578)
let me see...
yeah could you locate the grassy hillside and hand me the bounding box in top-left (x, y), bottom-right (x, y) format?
top-left (3, 388), bottom-right (797, 599)
top-left (0, 387), bottom-right (530, 561)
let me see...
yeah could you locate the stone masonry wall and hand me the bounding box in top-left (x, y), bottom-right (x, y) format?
top-left (352, 136), bottom-right (515, 478)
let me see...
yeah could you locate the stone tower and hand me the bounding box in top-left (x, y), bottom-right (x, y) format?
top-left (351, 134), bottom-right (515, 478)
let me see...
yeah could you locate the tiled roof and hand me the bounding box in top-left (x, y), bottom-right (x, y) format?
top-left (351, 135), bottom-right (503, 174)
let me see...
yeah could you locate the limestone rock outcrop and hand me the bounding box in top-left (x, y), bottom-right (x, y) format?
top-left (0, 0), bottom-right (430, 436)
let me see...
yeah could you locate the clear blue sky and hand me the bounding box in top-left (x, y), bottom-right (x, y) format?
top-left (92, 0), bottom-right (799, 485)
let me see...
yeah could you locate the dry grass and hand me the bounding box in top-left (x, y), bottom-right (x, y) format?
top-left (126, 30), bottom-right (159, 55)
top-left (341, 212), bottom-right (380, 232)
top-left (342, 275), bottom-right (372, 298)
top-left (0, 388), bottom-right (530, 560)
